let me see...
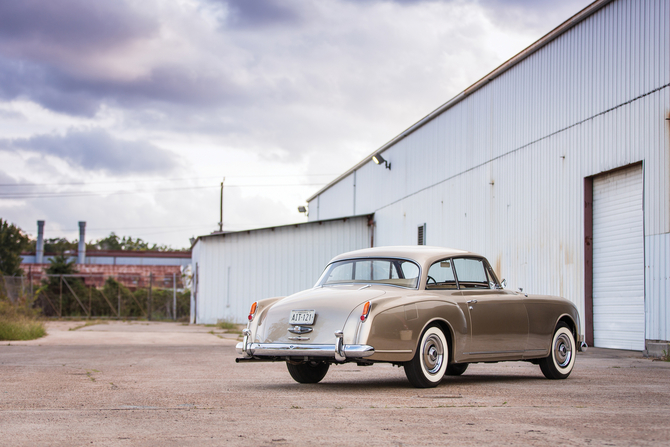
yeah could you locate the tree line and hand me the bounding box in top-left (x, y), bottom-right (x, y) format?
top-left (0, 218), bottom-right (189, 277)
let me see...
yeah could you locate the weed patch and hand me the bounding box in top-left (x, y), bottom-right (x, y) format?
top-left (0, 316), bottom-right (46, 340)
top-left (69, 320), bottom-right (109, 331)
top-left (215, 319), bottom-right (242, 332)
top-left (0, 292), bottom-right (46, 341)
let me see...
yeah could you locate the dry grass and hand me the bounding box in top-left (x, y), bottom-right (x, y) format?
top-left (0, 315), bottom-right (46, 341)
top-left (0, 290), bottom-right (47, 341)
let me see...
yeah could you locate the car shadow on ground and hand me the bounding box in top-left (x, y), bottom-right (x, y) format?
top-left (260, 373), bottom-right (546, 391)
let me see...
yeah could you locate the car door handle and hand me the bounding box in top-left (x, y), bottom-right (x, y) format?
top-left (466, 299), bottom-right (478, 304)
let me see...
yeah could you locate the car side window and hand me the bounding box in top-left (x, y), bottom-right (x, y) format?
top-left (452, 258), bottom-right (490, 289)
top-left (426, 259), bottom-right (458, 289)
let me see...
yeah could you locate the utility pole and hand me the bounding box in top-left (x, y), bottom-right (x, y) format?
top-left (147, 273), bottom-right (153, 321)
top-left (219, 177), bottom-right (225, 232)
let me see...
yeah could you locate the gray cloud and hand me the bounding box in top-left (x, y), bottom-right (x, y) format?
top-left (0, 54), bottom-right (247, 116)
top-left (0, 56), bottom-right (101, 115)
top-left (0, 0), bottom-right (170, 116)
top-left (2, 128), bottom-right (178, 175)
top-left (0, 0), bottom-right (157, 52)
top-left (476, 0), bottom-right (593, 33)
top-left (209, 0), bottom-right (303, 28)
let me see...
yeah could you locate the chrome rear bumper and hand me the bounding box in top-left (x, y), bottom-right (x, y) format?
top-left (236, 342), bottom-right (374, 361)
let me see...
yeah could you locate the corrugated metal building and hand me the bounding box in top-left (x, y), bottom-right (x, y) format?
top-left (307, 0), bottom-right (670, 352)
top-left (190, 216), bottom-right (372, 324)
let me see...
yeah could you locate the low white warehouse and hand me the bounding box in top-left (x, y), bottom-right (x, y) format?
top-left (190, 216), bottom-right (372, 324)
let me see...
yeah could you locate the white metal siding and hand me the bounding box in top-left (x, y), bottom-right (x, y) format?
top-left (306, 0), bottom-right (670, 342)
top-left (191, 216), bottom-right (371, 324)
top-left (646, 233), bottom-right (670, 342)
top-left (593, 165), bottom-right (645, 350)
top-left (312, 173), bottom-right (355, 221)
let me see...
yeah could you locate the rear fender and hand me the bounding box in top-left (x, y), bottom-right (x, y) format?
top-left (363, 300), bottom-right (467, 362)
top-left (248, 296), bottom-right (285, 341)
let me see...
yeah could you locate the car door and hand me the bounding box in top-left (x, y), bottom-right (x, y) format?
top-left (453, 257), bottom-right (529, 358)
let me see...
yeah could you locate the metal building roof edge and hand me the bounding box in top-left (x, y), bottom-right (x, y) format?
top-left (306, 0), bottom-right (613, 203)
top-left (192, 214), bottom-right (374, 247)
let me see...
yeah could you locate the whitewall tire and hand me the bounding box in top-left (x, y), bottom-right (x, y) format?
top-left (539, 323), bottom-right (576, 380)
top-left (404, 325), bottom-right (449, 388)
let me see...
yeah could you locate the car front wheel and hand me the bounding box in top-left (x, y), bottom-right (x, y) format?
top-left (286, 361), bottom-right (330, 384)
top-left (539, 322), bottom-right (576, 379)
top-left (404, 325), bottom-right (449, 388)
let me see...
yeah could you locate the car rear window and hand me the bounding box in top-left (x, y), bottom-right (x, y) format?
top-left (316, 258), bottom-right (421, 289)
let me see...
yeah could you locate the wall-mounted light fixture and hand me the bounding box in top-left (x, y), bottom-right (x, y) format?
top-left (372, 153), bottom-right (391, 170)
top-left (298, 205), bottom-right (308, 215)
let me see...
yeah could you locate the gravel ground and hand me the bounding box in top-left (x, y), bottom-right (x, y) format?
top-left (1, 320), bottom-right (669, 446)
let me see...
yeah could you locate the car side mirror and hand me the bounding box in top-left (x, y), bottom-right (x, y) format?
top-left (501, 279), bottom-right (507, 288)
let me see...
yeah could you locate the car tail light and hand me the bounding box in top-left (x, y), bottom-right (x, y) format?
top-left (248, 302), bottom-right (258, 321)
top-left (360, 301), bottom-right (371, 322)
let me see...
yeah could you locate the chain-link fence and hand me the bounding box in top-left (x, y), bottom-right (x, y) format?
top-left (1, 273), bottom-right (190, 321)
top-left (0, 276), bottom-right (30, 304)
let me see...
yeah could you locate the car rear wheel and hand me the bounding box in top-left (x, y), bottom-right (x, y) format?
top-left (404, 325), bottom-right (448, 388)
top-left (445, 362), bottom-right (468, 376)
top-left (286, 361), bottom-right (330, 384)
top-left (539, 322), bottom-right (576, 380)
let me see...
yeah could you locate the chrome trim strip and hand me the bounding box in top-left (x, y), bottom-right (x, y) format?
top-left (375, 349), bottom-right (412, 353)
top-left (464, 350), bottom-right (525, 355)
top-left (288, 326), bottom-right (313, 334)
top-left (236, 342), bottom-right (375, 360)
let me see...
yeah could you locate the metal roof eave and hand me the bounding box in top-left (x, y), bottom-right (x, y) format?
top-left (191, 214), bottom-right (374, 248)
top-left (306, 0), bottom-right (612, 203)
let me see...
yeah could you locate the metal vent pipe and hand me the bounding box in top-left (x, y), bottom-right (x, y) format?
top-left (36, 220), bottom-right (45, 264)
top-left (78, 221), bottom-right (86, 264)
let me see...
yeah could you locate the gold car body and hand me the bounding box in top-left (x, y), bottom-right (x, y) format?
top-left (237, 246), bottom-right (585, 365)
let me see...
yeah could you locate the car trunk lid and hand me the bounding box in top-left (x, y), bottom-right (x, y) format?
top-left (257, 286), bottom-right (385, 344)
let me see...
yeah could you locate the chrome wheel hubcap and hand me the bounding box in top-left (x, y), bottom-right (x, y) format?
top-left (422, 334), bottom-right (444, 374)
top-left (555, 333), bottom-right (573, 368)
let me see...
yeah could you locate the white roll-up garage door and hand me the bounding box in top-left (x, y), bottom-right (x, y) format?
top-left (592, 164), bottom-right (645, 351)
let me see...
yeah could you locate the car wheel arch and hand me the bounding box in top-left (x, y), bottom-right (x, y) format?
top-left (555, 314), bottom-right (577, 340)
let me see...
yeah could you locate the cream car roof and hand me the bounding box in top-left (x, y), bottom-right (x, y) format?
top-left (329, 246), bottom-right (483, 267)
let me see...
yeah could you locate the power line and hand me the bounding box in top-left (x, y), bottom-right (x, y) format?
top-left (0, 183), bottom-right (328, 199)
top-left (0, 173), bottom-right (338, 188)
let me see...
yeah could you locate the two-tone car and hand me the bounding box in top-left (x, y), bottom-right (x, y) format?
top-left (236, 246), bottom-right (586, 388)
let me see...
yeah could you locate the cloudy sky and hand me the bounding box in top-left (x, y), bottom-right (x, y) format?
top-left (0, 0), bottom-right (592, 249)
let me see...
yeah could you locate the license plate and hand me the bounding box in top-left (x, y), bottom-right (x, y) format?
top-left (289, 310), bottom-right (315, 325)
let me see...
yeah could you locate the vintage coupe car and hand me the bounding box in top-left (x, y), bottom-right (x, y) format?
top-left (236, 246), bottom-right (586, 388)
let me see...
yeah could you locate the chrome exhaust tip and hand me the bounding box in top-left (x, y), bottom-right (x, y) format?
top-left (579, 341), bottom-right (588, 352)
